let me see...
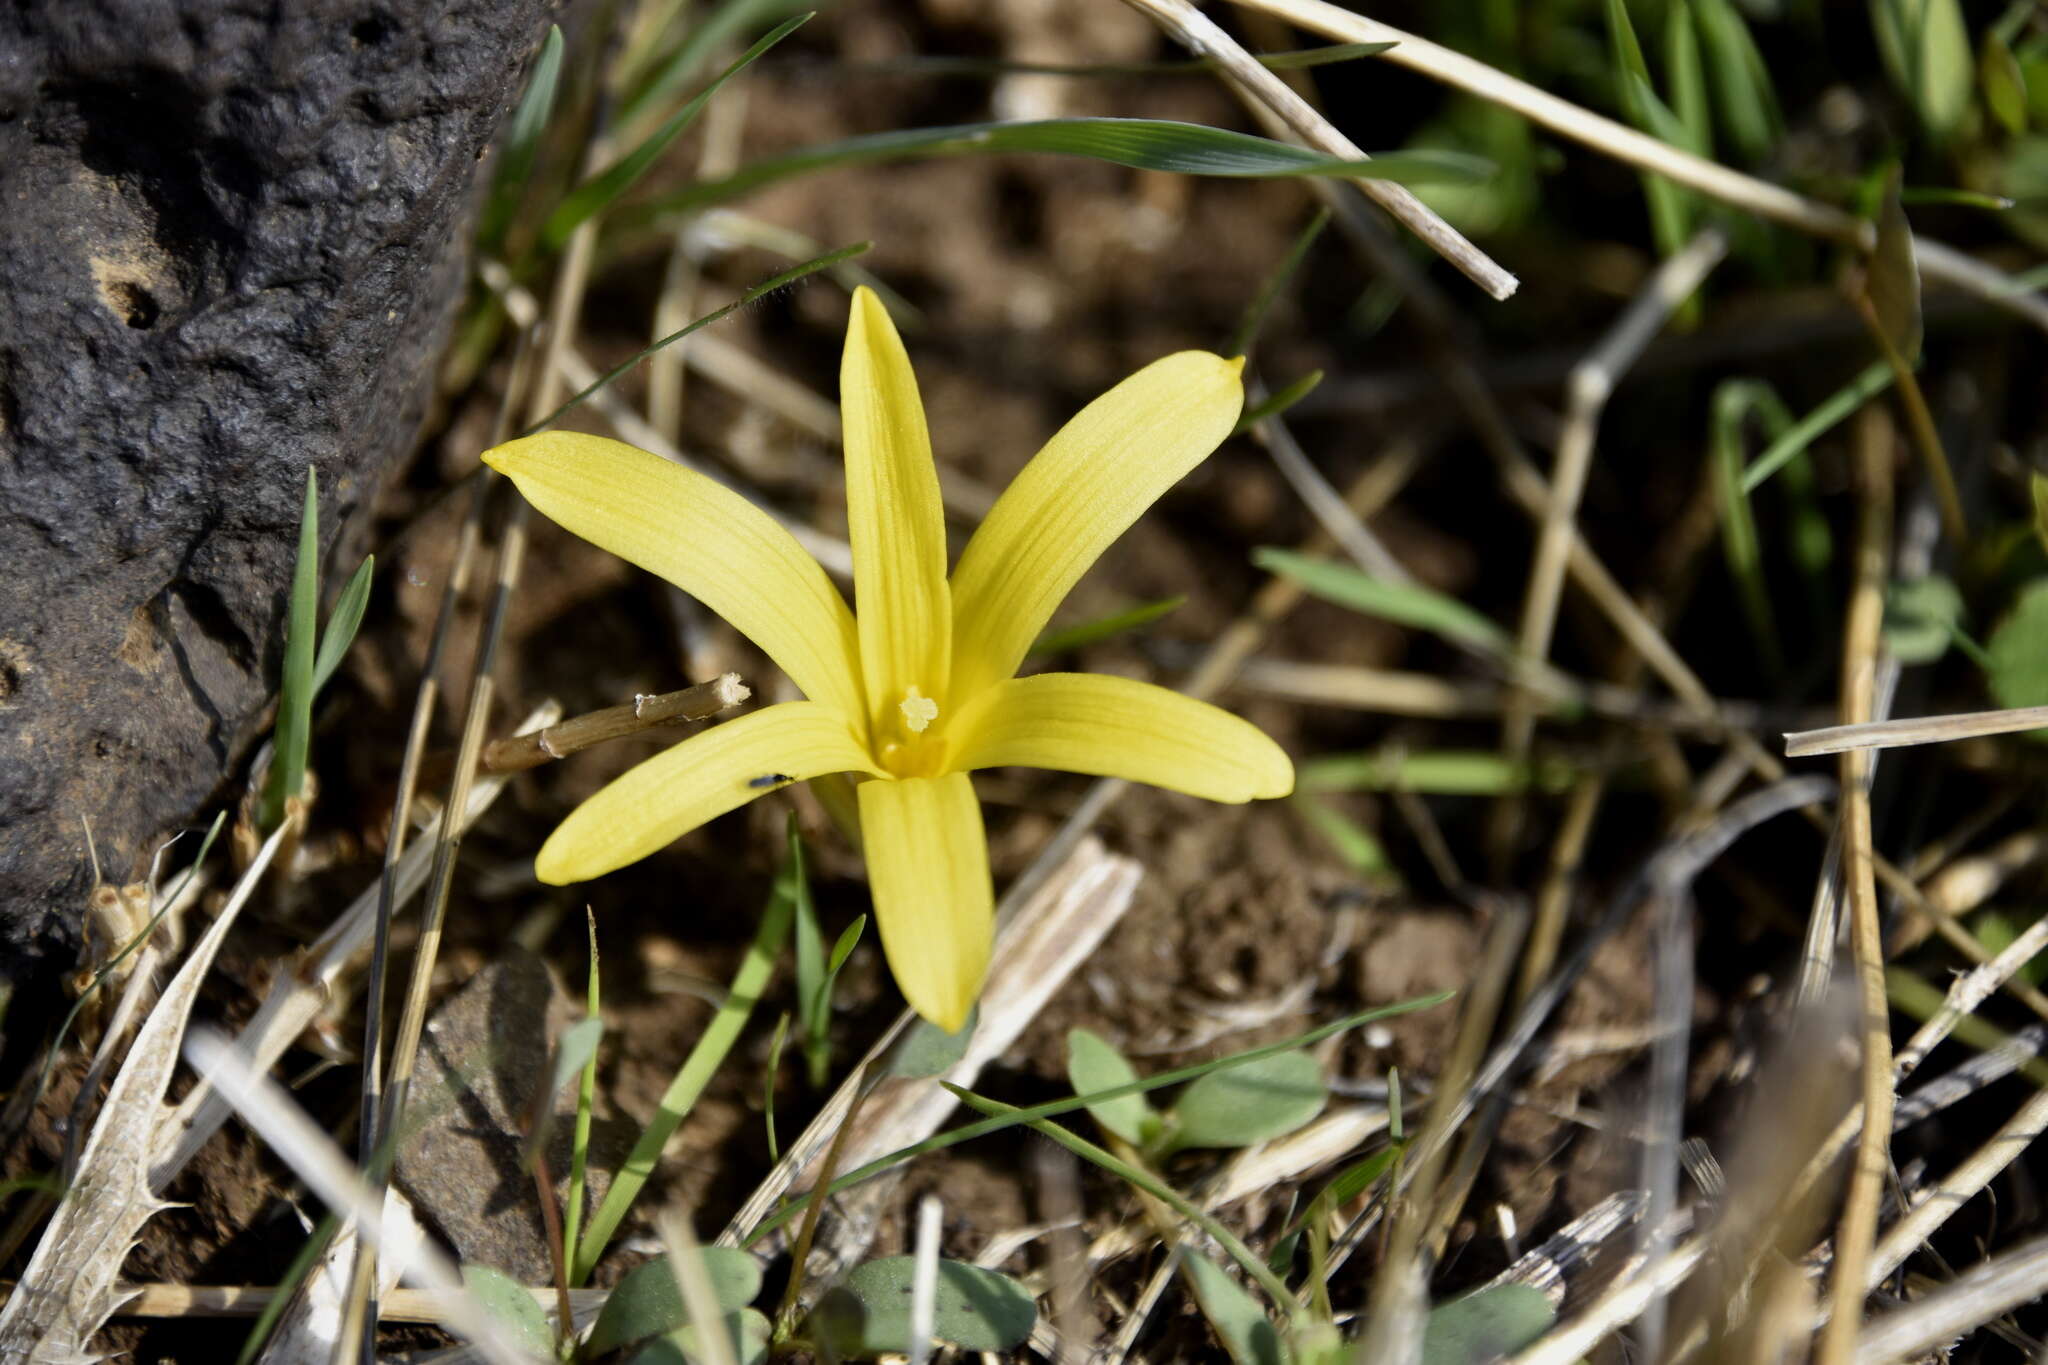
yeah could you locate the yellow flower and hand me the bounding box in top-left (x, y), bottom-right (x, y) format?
top-left (484, 288), bottom-right (1293, 1030)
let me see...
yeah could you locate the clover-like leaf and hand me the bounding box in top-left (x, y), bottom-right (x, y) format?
top-left (1883, 576), bottom-right (1964, 665)
top-left (1066, 1027), bottom-right (1155, 1146)
top-left (1986, 580), bottom-right (2048, 729)
top-left (1180, 1252), bottom-right (1286, 1365)
top-left (810, 1257), bottom-right (1036, 1357)
top-left (1421, 1284), bottom-right (1556, 1365)
top-left (1169, 1050), bottom-right (1325, 1151)
top-left (627, 1307), bottom-right (771, 1365)
top-left (460, 1264), bottom-right (551, 1359)
top-left (584, 1249), bottom-right (763, 1357)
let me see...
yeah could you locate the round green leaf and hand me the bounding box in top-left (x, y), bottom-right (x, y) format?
top-left (628, 1308), bottom-right (771, 1365)
top-left (460, 1263), bottom-right (551, 1359)
top-left (1421, 1284), bottom-right (1557, 1365)
top-left (1986, 580), bottom-right (2048, 736)
top-left (1066, 1028), bottom-right (1153, 1146)
top-left (1170, 1050), bottom-right (1326, 1150)
top-left (811, 1257), bottom-right (1036, 1357)
top-left (1883, 575), bottom-right (1963, 664)
top-left (586, 1249), bottom-right (763, 1357)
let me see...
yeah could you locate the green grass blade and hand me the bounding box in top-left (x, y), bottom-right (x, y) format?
top-left (948, 1086), bottom-right (1301, 1313)
top-left (1738, 361), bottom-right (1893, 493)
top-left (1227, 207), bottom-right (1330, 359)
top-left (574, 875), bottom-right (795, 1282)
top-left (259, 468), bottom-right (320, 831)
top-left (1605, 0), bottom-right (1696, 258)
top-left (764, 1011), bottom-right (790, 1162)
top-left (1665, 2), bottom-right (1712, 157)
top-left (1692, 0), bottom-right (1782, 162)
top-left (1298, 750), bottom-right (1575, 796)
top-left (1029, 596), bottom-right (1186, 656)
top-left (545, 12), bottom-right (812, 248)
top-left (521, 241), bottom-right (870, 437)
top-left (1291, 793), bottom-right (1403, 889)
top-left (743, 992), bottom-right (1454, 1246)
top-left (1710, 379), bottom-right (1792, 678)
top-left (562, 910), bottom-right (601, 1273)
top-left (632, 119), bottom-right (1491, 222)
top-left (1252, 547), bottom-right (1514, 656)
top-left (480, 24), bottom-right (564, 248)
top-left (787, 817), bottom-right (826, 1083)
top-left (621, 0), bottom-right (809, 130)
top-left (236, 1212), bottom-right (340, 1365)
top-left (309, 554), bottom-right (373, 700)
top-left (1232, 370), bottom-right (1323, 436)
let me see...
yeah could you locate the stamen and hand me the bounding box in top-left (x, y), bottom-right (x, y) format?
top-left (899, 685), bottom-right (938, 734)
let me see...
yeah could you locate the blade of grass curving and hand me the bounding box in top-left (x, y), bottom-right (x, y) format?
top-left (1231, 371), bottom-right (1322, 436)
top-left (1252, 547), bottom-right (1513, 656)
top-left (1692, 0), bottom-right (1780, 162)
top-left (621, 0), bottom-right (809, 131)
top-left (1227, 207), bottom-right (1330, 359)
top-left (869, 40), bottom-right (1396, 79)
top-left (310, 555), bottom-right (374, 699)
top-left (946, 1086), bottom-right (1300, 1315)
top-left (1739, 360), bottom-right (1892, 493)
top-left (1030, 596), bottom-right (1187, 656)
top-left (1710, 379), bottom-right (1793, 677)
top-left (807, 916), bottom-right (865, 1088)
top-left (574, 875), bottom-right (796, 1283)
top-left (742, 992), bottom-right (1453, 1246)
top-left (520, 241), bottom-right (870, 437)
top-left (545, 13), bottom-right (811, 249)
top-left (562, 910), bottom-right (601, 1278)
top-left (259, 468), bottom-right (319, 831)
top-left (765, 1013), bottom-right (790, 1162)
top-left (630, 119), bottom-right (1492, 222)
top-left (480, 24), bottom-right (564, 248)
top-left (1665, 2), bottom-right (1710, 156)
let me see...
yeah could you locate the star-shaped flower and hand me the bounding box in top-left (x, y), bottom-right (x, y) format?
top-left (486, 288), bottom-right (1293, 1029)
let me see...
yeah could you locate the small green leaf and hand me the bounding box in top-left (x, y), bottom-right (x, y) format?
top-left (459, 1264), bottom-right (551, 1358)
top-left (1869, 171), bottom-right (1923, 364)
top-left (634, 119), bottom-right (1491, 222)
top-left (628, 1307), bottom-right (771, 1365)
top-left (1883, 576), bottom-right (1964, 664)
top-left (260, 468), bottom-right (320, 831)
top-left (545, 14), bottom-right (812, 247)
top-left (309, 555), bottom-right (372, 700)
top-left (1252, 547), bottom-right (1512, 656)
top-left (1421, 1284), bottom-right (1557, 1365)
top-left (1291, 794), bottom-right (1403, 890)
top-left (585, 1250), bottom-right (764, 1357)
top-left (811, 1258), bottom-right (1036, 1357)
top-left (889, 1006), bottom-right (977, 1078)
top-left (1984, 29), bottom-right (2031, 135)
top-left (2031, 472), bottom-right (2048, 555)
top-left (1030, 596), bottom-right (1187, 656)
top-left (1169, 1050), bottom-right (1325, 1150)
top-left (481, 24), bottom-right (564, 247)
top-left (1066, 1028), bottom-right (1154, 1146)
top-left (1180, 1253), bottom-right (1286, 1365)
top-left (1985, 580), bottom-right (2048, 732)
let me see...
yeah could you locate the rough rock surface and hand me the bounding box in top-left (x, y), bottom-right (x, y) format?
top-left (0, 0), bottom-right (554, 986)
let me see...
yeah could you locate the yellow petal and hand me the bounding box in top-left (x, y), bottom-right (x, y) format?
top-left (536, 702), bottom-right (877, 883)
top-left (948, 351), bottom-right (1244, 702)
top-left (841, 287), bottom-right (951, 737)
top-left (951, 672), bottom-right (1293, 802)
top-left (857, 772), bottom-right (992, 1031)
top-left (485, 431), bottom-right (866, 724)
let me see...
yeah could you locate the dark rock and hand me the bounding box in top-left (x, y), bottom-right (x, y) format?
top-left (0, 0), bottom-right (555, 985)
top-left (396, 948), bottom-right (632, 1284)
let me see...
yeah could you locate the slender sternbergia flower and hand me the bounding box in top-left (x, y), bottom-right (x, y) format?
top-left (485, 288), bottom-right (1292, 1030)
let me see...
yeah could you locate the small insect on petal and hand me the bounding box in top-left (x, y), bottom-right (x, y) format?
top-left (748, 773), bottom-right (796, 789)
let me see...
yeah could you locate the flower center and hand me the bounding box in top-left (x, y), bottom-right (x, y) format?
top-left (877, 685), bottom-right (946, 777)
